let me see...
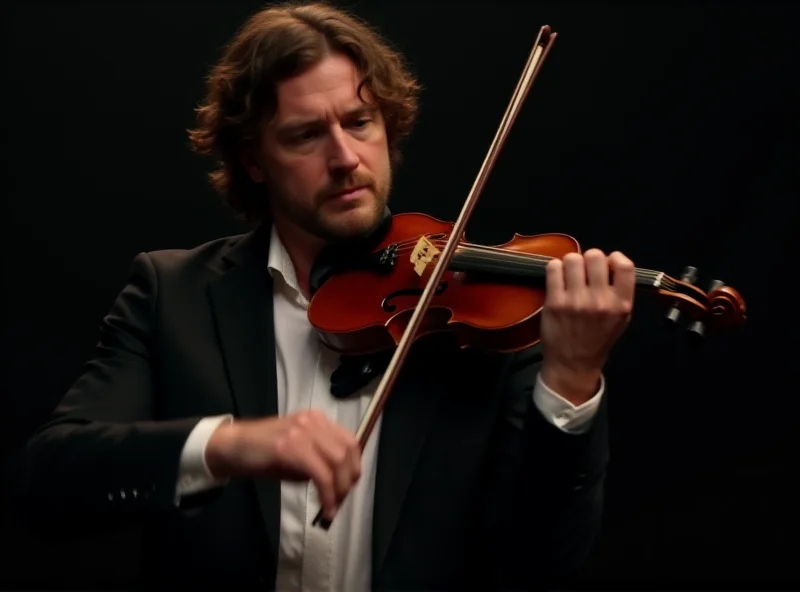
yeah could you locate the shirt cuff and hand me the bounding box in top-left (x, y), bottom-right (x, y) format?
top-left (532, 372), bottom-right (604, 434)
top-left (173, 414), bottom-right (234, 505)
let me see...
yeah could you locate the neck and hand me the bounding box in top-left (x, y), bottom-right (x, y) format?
top-left (272, 220), bottom-right (326, 300)
top-left (450, 243), bottom-right (669, 292)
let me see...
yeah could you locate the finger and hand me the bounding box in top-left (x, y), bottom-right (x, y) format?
top-left (545, 258), bottom-right (566, 305)
top-left (345, 436), bottom-right (362, 485)
top-left (583, 249), bottom-right (609, 289)
top-left (290, 413), bottom-right (346, 518)
top-left (305, 410), bottom-right (357, 450)
top-left (312, 414), bottom-right (362, 483)
top-left (311, 428), bottom-right (359, 504)
top-left (325, 418), bottom-right (362, 458)
top-left (303, 412), bottom-right (361, 497)
top-left (608, 251), bottom-right (636, 310)
top-left (296, 438), bottom-right (338, 520)
top-left (562, 253), bottom-right (587, 292)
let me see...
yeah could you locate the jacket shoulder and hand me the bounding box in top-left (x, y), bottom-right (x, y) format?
top-left (140, 233), bottom-right (251, 276)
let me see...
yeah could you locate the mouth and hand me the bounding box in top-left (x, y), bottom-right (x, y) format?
top-left (329, 185), bottom-right (369, 202)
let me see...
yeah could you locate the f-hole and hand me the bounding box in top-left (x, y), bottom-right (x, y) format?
top-left (382, 281), bottom-right (449, 312)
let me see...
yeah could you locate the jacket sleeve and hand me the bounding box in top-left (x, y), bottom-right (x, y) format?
top-left (11, 253), bottom-right (214, 538)
top-left (484, 345), bottom-right (610, 590)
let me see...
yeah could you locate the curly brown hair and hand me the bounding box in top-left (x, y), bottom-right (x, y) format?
top-left (187, 1), bottom-right (421, 224)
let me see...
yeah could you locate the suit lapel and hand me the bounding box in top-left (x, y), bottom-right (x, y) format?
top-left (372, 341), bottom-right (447, 577)
top-left (207, 224), bottom-right (281, 568)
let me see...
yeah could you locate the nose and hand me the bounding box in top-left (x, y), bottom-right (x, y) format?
top-left (327, 125), bottom-right (360, 174)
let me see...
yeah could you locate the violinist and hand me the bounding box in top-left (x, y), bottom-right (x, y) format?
top-left (14, 2), bottom-right (635, 590)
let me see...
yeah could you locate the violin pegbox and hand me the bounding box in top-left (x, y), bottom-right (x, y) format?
top-left (663, 265), bottom-right (747, 337)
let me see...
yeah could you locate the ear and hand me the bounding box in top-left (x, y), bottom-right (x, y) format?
top-left (240, 141), bottom-right (265, 184)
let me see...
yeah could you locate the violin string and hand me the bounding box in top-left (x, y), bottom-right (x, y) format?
top-left (452, 256), bottom-right (678, 291)
top-left (388, 237), bottom-right (664, 276)
top-left (455, 247), bottom-right (675, 286)
top-left (453, 243), bottom-right (668, 278)
top-left (393, 241), bottom-right (553, 266)
top-left (390, 240), bottom-right (654, 274)
top-left (433, 243), bottom-right (660, 280)
top-left (385, 239), bottom-right (675, 290)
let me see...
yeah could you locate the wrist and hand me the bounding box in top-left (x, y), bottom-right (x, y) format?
top-left (540, 363), bottom-right (602, 406)
top-left (205, 421), bottom-right (238, 480)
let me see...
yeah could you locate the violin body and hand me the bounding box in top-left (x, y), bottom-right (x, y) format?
top-left (308, 212), bottom-right (580, 355)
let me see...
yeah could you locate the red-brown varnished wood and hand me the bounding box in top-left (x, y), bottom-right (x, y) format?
top-left (307, 212), bottom-right (747, 356)
top-left (307, 213), bottom-right (580, 354)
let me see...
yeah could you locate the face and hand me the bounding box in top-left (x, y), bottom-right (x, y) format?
top-left (245, 52), bottom-right (392, 245)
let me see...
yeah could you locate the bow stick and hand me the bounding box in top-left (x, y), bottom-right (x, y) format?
top-left (313, 25), bottom-right (558, 529)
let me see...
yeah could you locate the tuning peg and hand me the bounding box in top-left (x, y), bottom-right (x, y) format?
top-left (666, 266), bottom-right (698, 323)
top-left (683, 266), bottom-right (699, 283)
top-left (686, 280), bottom-right (726, 337)
top-left (687, 319), bottom-right (704, 337)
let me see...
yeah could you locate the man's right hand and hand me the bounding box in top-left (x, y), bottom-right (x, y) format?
top-left (205, 410), bottom-right (362, 520)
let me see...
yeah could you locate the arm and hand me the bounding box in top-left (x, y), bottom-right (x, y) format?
top-left (487, 346), bottom-right (609, 591)
top-left (491, 248), bottom-right (628, 588)
top-left (11, 253), bottom-right (217, 538)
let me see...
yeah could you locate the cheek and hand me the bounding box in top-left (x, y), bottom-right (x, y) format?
top-left (274, 156), bottom-right (323, 197)
top-left (363, 137), bottom-right (390, 171)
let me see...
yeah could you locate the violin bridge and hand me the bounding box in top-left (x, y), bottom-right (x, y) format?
top-left (410, 236), bottom-right (441, 276)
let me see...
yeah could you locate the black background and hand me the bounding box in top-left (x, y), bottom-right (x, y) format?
top-left (4, 1), bottom-right (798, 588)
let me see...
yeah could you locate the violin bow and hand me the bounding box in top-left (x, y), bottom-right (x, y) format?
top-left (312, 25), bottom-right (558, 529)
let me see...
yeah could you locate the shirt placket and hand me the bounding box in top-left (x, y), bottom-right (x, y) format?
top-left (299, 339), bottom-right (334, 591)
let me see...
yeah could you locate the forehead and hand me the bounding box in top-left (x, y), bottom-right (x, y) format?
top-left (272, 53), bottom-right (369, 123)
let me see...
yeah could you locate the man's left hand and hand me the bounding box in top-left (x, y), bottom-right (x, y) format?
top-left (539, 249), bottom-right (635, 405)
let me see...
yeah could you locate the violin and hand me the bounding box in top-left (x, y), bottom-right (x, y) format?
top-left (308, 212), bottom-right (746, 356)
top-left (310, 26), bottom-right (746, 528)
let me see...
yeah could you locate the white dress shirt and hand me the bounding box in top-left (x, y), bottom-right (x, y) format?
top-left (176, 225), bottom-right (604, 592)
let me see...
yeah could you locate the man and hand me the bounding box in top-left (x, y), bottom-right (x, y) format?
top-left (15, 2), bottom-right (634, 590)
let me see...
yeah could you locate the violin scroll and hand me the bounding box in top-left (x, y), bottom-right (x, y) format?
top-left (661, 265), bottom-right (746, 337)
top-left (706, 283), bottom-right (747, 329)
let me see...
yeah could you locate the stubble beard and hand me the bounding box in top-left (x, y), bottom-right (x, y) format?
top-left (273, 172), bottom-right (391, 246)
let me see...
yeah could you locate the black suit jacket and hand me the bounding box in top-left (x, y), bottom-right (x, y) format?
top-left (14, 222), bottom-right (609, 591)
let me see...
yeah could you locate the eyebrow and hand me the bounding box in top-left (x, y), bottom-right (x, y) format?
top-left (275, 105), bottom-right (378, 136)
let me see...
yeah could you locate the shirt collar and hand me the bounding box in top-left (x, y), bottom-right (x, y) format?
top-left (267, 224), bottom-right (302, 297)
top-left (266, 207), bottom-right (394, 300)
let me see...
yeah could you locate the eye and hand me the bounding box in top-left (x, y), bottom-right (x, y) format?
top-left (297, 130), bottom-right (318, 141)
top-left (350, 118), bottom-right (372, 129)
